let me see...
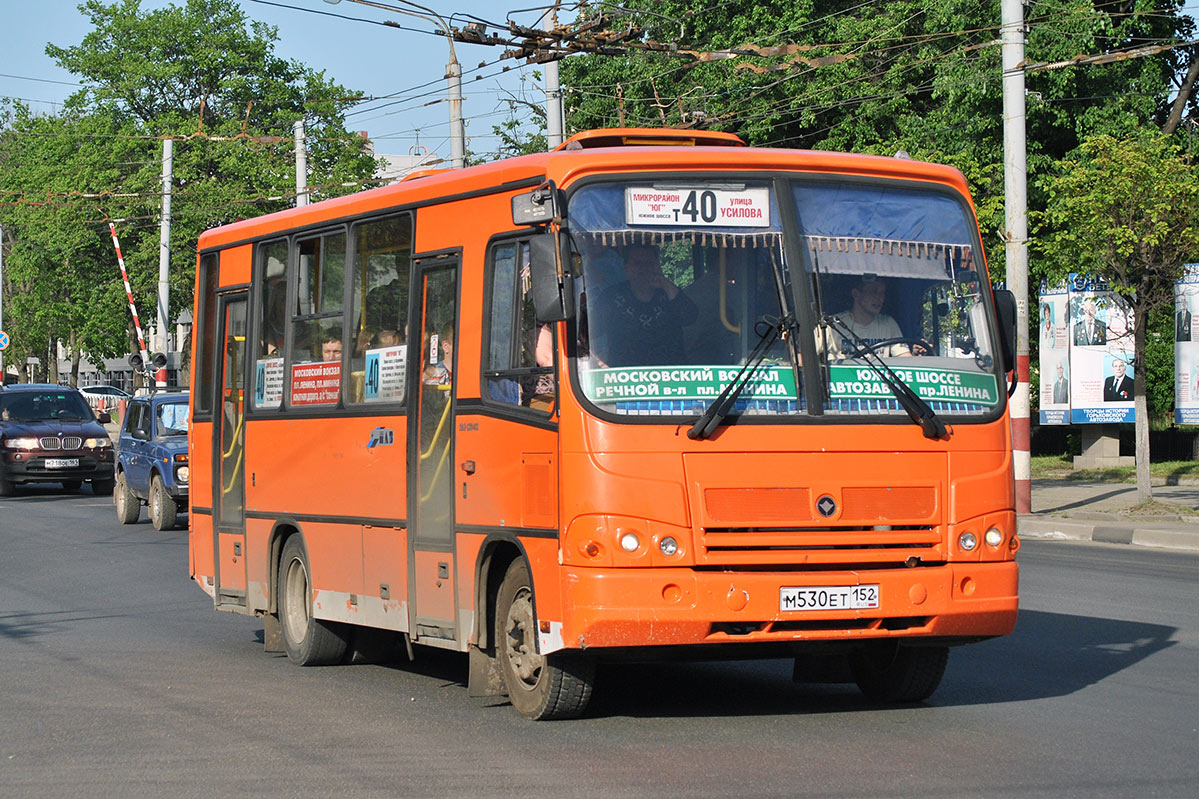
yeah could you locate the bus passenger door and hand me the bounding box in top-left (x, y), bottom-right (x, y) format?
top-left (212, 292), bottom-right (248, 608)
top-left (408, 259), bottom-right (458, 642)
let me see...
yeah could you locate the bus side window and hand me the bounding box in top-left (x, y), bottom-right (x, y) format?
top-left (252, 239), bottom-right (288, 410)
top-left (287, 232), bottom-right (346, 408)
top-left (348, 214), bottom-right (412, 405)
top-left (194, 252), bottom-right (219, 416)
top-left (484, 240), bottom-right (554, 412)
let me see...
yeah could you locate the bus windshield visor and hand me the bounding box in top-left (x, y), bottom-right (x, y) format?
top-left (569, 181), bottom-right (800, 417)
top-left (798, 181), bottom-right (1002, 418)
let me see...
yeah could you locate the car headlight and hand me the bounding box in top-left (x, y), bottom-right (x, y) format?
top-left (3, 437), bottom-right (40, 450)
top-left (84, 437), bottom-right (112, 448)
top-left (176, 466), bottom-right (189, 483)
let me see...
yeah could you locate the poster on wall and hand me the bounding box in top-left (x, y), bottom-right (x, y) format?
top-left (1038, 280), bottom-right (1071, 424)
top-left (1175, 263), bottom-right (1199, 424)
top-left (1068, 273), bottom-right (1135, 424)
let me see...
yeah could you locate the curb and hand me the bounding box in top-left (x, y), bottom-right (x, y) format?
top-left (1018, 515), bottom-right (1199, 553)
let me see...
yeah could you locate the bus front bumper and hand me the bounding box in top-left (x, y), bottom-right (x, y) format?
top-left (556, 561), bottom-right (1018, 652)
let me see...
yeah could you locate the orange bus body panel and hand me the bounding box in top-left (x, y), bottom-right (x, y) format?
top-left (218, 243), bottom-right (252, 285)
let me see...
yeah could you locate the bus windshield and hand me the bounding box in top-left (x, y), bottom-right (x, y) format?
top-left (569, 177), bottom-right (1003, 421)
top-left (571, 180), bottom-right (798, 417)
top-left (800, 181), bottom-right (1001, 418)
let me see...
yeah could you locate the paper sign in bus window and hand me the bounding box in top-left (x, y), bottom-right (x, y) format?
top-left (364, 347), bottom-right (407, 402)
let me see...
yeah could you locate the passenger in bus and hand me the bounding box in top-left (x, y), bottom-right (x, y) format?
top-left (525, 323), bottom-right (555, 410)
top-left (825, 275), bottom-right (920, 359)
top-left (322, 336), bottom-right (343, 363)
top-left (375, 328), bottom-right (402, 348)
top-left (591, 244), bottom-right (698, 367)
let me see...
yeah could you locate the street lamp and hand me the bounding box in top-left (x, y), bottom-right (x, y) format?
top-left (324, 0), bottom-right (466, 168)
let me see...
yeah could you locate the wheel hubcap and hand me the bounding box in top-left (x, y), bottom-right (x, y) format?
top-left (282, 557), bottom-right (310, 644)
top-left (503, 586), bottom-right (543, 688)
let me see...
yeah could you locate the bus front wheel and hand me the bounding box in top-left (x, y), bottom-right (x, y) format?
top-left (278, 536), bottom-right (348, 666)
top-left (495, 559), bottom-right (594, 720)
top-left (851, 643), bottom-right (949, 703)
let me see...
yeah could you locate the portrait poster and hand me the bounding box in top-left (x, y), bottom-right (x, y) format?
top-left (1068, 273), bottom-right (1135, 423)
top-left (1038, 280), bottom-right (1070, 424)
top-left (1174, 263), bottom-right (1199, 424)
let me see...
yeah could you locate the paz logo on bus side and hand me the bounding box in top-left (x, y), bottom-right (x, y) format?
top-left (367, 426), bottom-right (394, 448)
top-left (816, 495), bottom-right (838, 518)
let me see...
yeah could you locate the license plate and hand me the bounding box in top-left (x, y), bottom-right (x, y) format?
top-left (44, 458), bottom-right (79, 469)
top-left (780, 584), bottom-right (879, 611)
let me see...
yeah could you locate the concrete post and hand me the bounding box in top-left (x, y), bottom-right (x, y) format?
top-left (1002, 0), bottom-right (1031, 511)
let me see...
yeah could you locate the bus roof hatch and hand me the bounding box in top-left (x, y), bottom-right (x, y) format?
top-left (555, 128), bottom-right (746, 151)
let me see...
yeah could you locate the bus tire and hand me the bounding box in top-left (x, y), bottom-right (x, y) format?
top-left (149, 475), bottom-right (177, 531)
top-left (278, 535), bottom-right (348, 666)
top-left (114, 471), bottom-right (140, 524)
top-left (495, 559), bottom-right (594, 720)
top-left (851, 643), bottom-right (949, 703)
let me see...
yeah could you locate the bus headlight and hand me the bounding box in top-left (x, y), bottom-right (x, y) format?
top-left (659, 537), bottom-right (678, 556)
top-left (958, 531), bottom-right (978, 551)
top-left (620, 532), bottom-right (640, 552)
top-left (984, 527), bottom-right (1004, 548)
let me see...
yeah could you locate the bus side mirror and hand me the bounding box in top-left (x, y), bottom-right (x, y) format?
top-left (993, 288), bottom-right (1017, 374)
top-left (529, 232), bottom-right (574, 323)
top-left (511, 184), bottom-right (558, 226)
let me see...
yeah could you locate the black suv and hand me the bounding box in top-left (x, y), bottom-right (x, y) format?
top-left (0, 383), bottom-right (116, 496)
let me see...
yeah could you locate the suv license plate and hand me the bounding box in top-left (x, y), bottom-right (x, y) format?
top-left (44, 458), bottom-right (80, 469)
top-left (780, 584), bottom-right (879, 611)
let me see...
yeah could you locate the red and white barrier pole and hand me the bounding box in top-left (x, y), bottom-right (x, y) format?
top-left (108, 222), bottom-right (156, 386)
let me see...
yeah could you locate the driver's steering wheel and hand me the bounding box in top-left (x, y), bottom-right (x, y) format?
top-left (848, 337), bottom-right (934, 358)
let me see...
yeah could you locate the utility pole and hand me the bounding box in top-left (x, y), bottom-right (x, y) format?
top-left (322, 0), bottom-right (465, 167)
top-left (544, 4), bottom-right (564, 148)
top-left (0, 223), bottom-right (5, 380)
top-left (294, 119), bottom-right (308, 207)
top-left (447, 55), bottom-right (466, 168)
top-left (156, 138), bottom-right (173, 388)
top-left (1002, 0), bottom-right (1031, 513)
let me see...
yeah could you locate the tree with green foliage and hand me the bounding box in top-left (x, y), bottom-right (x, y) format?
top-left (0, 108), bottom-right (158, 384)
top-left (1036, 131), bottom-right (1199, 500)
top-left (562, 0), bottom-right (1195, 277)
top-left (0, 0), bottom-right (378, 384)
top-left (559, 0), bottom-right (1199, 430)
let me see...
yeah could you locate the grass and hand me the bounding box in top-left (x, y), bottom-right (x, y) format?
top-left (1030, 455), bottom-right (1199, 483)
top-left (1124, 499), bottom-right (1199, 517)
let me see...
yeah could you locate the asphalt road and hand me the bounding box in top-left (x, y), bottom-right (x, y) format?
top-left (2, 484), bottom-right (1196, 798)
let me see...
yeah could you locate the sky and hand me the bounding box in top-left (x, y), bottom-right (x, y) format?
top-left (1, 0), bottom-right (561, 160)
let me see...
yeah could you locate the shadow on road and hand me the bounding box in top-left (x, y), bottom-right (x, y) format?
top-left (246, 608), bottom-right (1175, 719)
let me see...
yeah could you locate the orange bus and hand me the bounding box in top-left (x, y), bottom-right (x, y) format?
top-left (189, 128), bottom-right (1019, 719)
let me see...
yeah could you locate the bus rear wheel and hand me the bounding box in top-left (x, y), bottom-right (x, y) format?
top-left (851, 643), bottom-right (949, 703)
top-left (495, 559), bottom-right (594, 720)
top-left (278, 536), bottom-right (348, 666)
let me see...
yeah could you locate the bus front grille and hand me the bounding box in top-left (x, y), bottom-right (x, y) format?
top-left (698, 525), bottom-right (941, 566)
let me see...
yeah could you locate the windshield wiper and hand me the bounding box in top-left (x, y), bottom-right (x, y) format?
top-left (689, 315), bottom-right (794, 440)
top-left (821, 315), bottom-right (948, 441)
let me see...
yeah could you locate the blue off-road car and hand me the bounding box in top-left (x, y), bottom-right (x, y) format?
top-left (114, 391), bottom-right (189, 530)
